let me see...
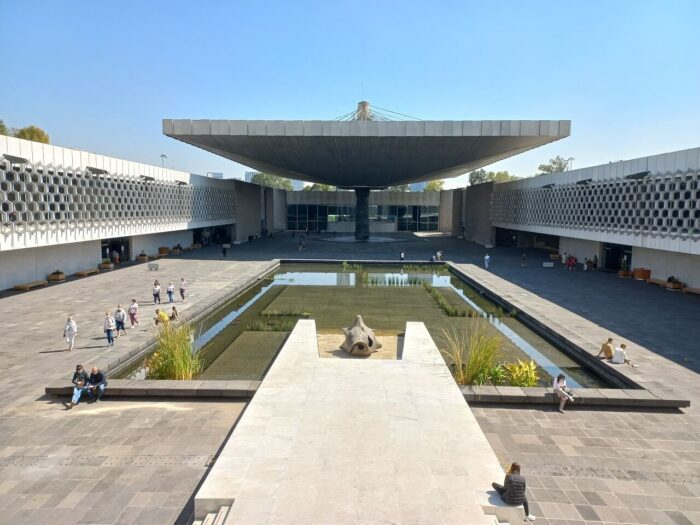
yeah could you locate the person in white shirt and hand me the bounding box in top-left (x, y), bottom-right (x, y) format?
top-left (152, 281), bottom-right (161, 304)
top-left (63, 316), bottom-right (77, 351)
top-left (166, 282), bottom-right (175, 303)
top-left (179, 278), bottom-right (187, 301)
top-left (553, 374), bottom-right (574, 413)
top-left (612, 343), bottom-right (639, 367)
top-left (484, 254), bottom-right (491, 269)
top-left (114, 305), bottom-right (127, 337)
top-left (103, 312), bottom-right (116, 347)
top-left (128, 299), bottom-right (140, 328)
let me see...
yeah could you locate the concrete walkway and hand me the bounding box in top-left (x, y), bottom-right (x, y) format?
top-left (196, 320), bottom-right (512, 524)
top-left (0, 257), bottom-right (276, 524)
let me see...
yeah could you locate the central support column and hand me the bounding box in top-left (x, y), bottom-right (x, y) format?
top-left (354, 187), bottom-right (370, 241)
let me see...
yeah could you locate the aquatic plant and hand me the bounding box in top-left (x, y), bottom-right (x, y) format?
top-left (342, 261), bottom-right (364, 272)
top-left (402, 263), bottom-right (446, 275)
top-left (440, 320), bottom-right (502, 385)
top-left (503, 360), bottom-right (539, 387)
top-left (246, 318), bottom-right (298, 331)
top-left (145, 323), bottom-right (202, 380)
top-left (423, 284), bottom-right (469, 317)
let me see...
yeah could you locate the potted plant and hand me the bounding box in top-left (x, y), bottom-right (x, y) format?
top-left (99, 258), bottom-right (114, 270)
top-left (666, 276), bottom-right (684, 290)
top-left (48, 269), bottom-right (65, 282)
top-left (618, 258), bottom-right (632, 278)
top-left (158, 246), bottom-right (170, 256)
top-left (137, 251), bottom-right (149, 262)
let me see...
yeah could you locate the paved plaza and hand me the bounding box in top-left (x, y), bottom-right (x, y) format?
top-left (0, 235), bottom-right (699, 524)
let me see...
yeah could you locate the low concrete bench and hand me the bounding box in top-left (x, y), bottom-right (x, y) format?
top-left (461, 385), bottom-right (689, 408)
top-left (646, 277), bottom-right (666, 287)
top-left (74, 268), bottom-right (99, 277)
top-left (542, 261), bottom-right (555, 268)
top-left (46, 379), bottom-right (260, 399)
top-left (148, 262), bottom-right (159, 271)
top-left (682, 287), bottom-right (700, 296)
top-left (14, 280), bottom-right (48, 292)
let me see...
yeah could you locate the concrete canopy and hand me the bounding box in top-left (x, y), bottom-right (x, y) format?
top-left (163, 119), bottom-right (570, 188)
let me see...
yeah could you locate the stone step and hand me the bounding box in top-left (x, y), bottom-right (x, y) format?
top-left (202, 512), bottom-right (217, 525)
top-left (212, 505), bottom-right (230, 525)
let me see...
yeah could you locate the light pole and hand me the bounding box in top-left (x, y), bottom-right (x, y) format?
top-left (160, 154), bottom-right (167, 168)
top-left (566, 157), bottom-right (574, 171)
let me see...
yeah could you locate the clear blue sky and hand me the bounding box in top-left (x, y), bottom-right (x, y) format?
top-left (1, 0), bottom-right (698, 187)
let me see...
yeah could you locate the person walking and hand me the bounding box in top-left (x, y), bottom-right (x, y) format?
top-left (553, 373), bottom-right (575, 413)
top-left (166, 282), bottom-right (175, 303)
top-left (66, 364), bottom-right (89, 409)
top-left (114, 305), bottom-right (127, 337)
top-left (521, 254), bottom-right (527, 268)
top-left (128, 299), bottom-right (140, 328)
top-left (179, 278), bottom-right (187, 301)
top-left (63, 316), bottom-right (78, 351)
top-left (400, 252), bottom-right (405, 261)
top-left (484, 254), bottom-right (491, 269)
top-left (103, 312), bottom-right (116, 347)
top-left (222, 244), bottom-right (227, 257)
top-left (491, 462), bottom-right (536, 521)
top-left (152, 281), bottom-right (161, 304)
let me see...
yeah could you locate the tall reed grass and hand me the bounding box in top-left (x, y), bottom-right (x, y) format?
top-left (145, 323), bottom-right (202, 380)
top-left (440, 319), bottom-right (502, 385)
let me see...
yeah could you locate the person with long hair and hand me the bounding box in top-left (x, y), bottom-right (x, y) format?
top-left (492, 462), bottom-right (536, 521)
top-left (553, 373), bottom-right (575, 413)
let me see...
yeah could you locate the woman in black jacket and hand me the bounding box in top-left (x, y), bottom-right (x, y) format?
top-left (492, 462), bottom-right (536, 521)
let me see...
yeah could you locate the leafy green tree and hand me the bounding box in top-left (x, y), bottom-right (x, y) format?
top-left (0, 120), bottom-right (8, 136)
top-left (303, 183), bottom-right (335, 191)
top-left (424, 180), bottom-right (445, 192)
top-left (468, 169), bottom-right (518, 186)
top-left (387, 184), bottom-right (409, 192)
top-left (14, 125), bottom-right (50, 144)
top-left (250, 172), bottom-right (293, 190)
top-left (537, 155), bottom-right (572, 174)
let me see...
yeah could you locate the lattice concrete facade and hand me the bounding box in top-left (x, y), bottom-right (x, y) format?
top-left (490, 147), bottom-right (700, 255)
top-left (0, 136), bottom-right (237, 251)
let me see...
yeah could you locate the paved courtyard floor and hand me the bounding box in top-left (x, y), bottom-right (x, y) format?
top-left (1, 234), bottom-right (699, 524)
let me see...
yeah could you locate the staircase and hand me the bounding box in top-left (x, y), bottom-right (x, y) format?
top-left (192, 505), bottom-right (230, 525)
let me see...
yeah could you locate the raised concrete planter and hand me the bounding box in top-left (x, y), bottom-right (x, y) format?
top-left (461, 385), bottom-right (689, 408)
top-left (45, 379), bottom-right (259, 399)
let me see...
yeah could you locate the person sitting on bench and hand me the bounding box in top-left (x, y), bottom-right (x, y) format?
top-left (66, 364), bottom-right (88, 409)
top-left (85, 367), bottom-right (107, 402)
top-left (492, 462), bottom-right (536, 521)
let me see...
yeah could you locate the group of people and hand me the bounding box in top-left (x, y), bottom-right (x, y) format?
top-left (597, 337), bottom-right (639, 367)
top-left (61, 277), bottom-right (188, 351)
top-left (66, 364), bottom-right (106, 409)
top-left (560, 252), bottom-right (598, 272)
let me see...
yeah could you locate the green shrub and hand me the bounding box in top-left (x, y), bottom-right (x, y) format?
top-left (246, 318), bottom-right (297, 331)
top-left (145, 323), bottom-right (202, 380)
top-left (423, 283), bottom-right (469, 317)
top-left (503, 360), bottom-right (539, 387)
top-left (440, 320), bottom-right (502, 385)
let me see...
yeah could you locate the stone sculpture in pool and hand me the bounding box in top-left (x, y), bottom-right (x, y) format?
top-left (340, 315), bottom-right (382, 356)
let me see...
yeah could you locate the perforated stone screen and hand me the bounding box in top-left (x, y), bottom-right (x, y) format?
top-left (0, 160), bottom-right (236, 237)
top-left (490, 170), bottom-right (700, 239)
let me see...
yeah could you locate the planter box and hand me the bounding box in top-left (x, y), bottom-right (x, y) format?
top-left (633, 268), bottom-right (651, 280)
top-left (48, 273), bottom-right (66, 282)
top-left (618, 270), bottom-right (632, 278)
top-left (99, 263), bottom-right (114, 271)
top-left (666, 282), bottom-right (684, 290)
top-left (137, 254), bottom-right (149, 262)
top-left (158, 246), bottom-right (170, 255)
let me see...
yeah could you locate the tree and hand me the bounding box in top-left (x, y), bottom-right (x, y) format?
top-left (537, 155), bottom-right (572, 174)
top-left (468, 169), bottom-right (518, 185)
top-left (424, 180), bottom-right (444, 192)
top-left (250, 172), bottom-right (293, 190)
top-left (387, 184), bottom-right (409, 192)
top-left (303, 183), bottom-right (335, 191)
top-left (0, 120), bottom-right (7, 136)
top-left (14, 125), bottom-right (50, 144)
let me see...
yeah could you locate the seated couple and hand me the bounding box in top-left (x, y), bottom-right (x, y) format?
top-left (597, 338), bottom-right (639, 367)
top-left (67, 365), bottom-right (107, 409)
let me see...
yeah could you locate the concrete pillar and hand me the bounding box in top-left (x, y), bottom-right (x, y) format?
top-left (354, 188), bottom-right (370, 241)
